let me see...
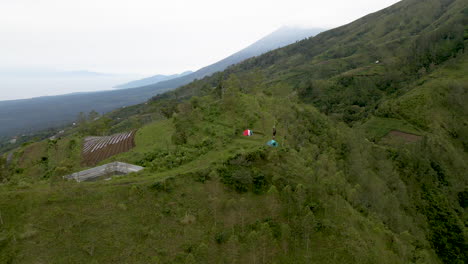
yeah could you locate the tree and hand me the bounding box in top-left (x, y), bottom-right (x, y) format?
top-left (222, 74), bottom-right (242, 112)
top-left (226, 235), bottom-right (240, 263)
top-left (266, 186), bottom-right (281, 217)
top-left (194, 242), bottom-right (209, 262)
top-left (76, 112), bottom-right (89, 135)
top-left (88, 117), bottom-right (112, 136)
top-left (302, 211), bottom-right (317, 259)
top-left (0, 156), bottom-right (9, 182)
top-left (77, 112), bottom-right (87, 125)
top-left (88, 110), bottom-right (100, 121)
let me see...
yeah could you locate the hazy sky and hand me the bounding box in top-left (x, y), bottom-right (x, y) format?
top-left (0, 0), bottom-right (400, 100)
top-left (1, 0), bottom-right (400, 75)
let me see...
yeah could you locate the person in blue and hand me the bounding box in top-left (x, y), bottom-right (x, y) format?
top-left (267, 124), bottom-right (279, 147)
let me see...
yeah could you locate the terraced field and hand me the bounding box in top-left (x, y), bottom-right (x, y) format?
top-left (82, 130), bottom-right (136, 166)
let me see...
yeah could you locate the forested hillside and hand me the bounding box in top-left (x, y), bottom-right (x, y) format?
top-left (0, 0), bottom-right (467, 263)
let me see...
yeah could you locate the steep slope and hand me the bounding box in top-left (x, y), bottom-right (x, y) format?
top-left (114, 71), bottom-right (193, 89)
top-left (170, 0), bottom-right (466, 120)
top-left (175, 26), bottom-right (324, 81)
top-left (0, 27), bottom-right (322, 138)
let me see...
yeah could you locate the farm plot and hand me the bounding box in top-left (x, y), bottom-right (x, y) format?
top-left (82, 130), bottom-right (136, 166)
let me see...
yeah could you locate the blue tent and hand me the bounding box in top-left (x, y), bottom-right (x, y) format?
top-left (266, 140), bottom-right (279, 147)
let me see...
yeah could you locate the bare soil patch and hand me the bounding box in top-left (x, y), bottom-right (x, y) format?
top-left (385, 130), bottom-right (422, 143)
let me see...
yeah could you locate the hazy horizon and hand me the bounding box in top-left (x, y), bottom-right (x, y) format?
top-left (0, 72), bottom-right (142, 101)
top-left (0, 0), bottom-right (401, 101)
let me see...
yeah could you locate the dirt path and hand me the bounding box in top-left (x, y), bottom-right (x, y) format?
top-left (386, 130), bottom-right (422, 142)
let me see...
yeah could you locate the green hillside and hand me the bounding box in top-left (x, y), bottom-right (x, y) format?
top-left (1, 0), bottom-right (467, 263)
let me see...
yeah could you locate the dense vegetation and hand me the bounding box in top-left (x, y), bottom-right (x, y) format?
top-left (0, 0), bottom-right (467, 263)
